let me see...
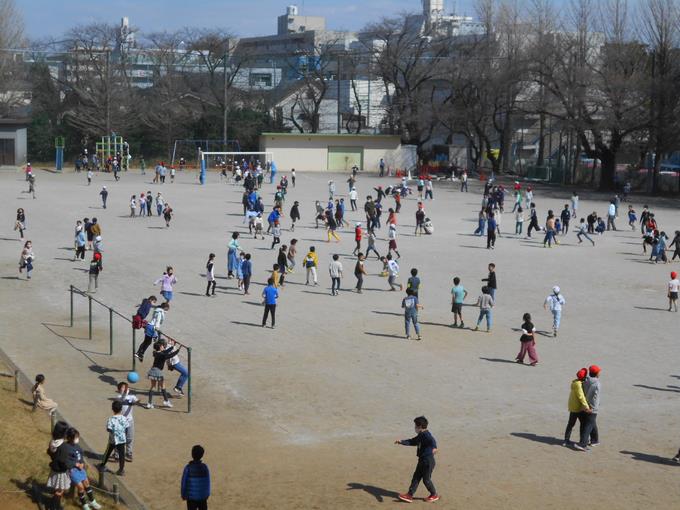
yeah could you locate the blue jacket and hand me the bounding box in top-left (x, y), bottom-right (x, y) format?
top-left (181, 461), bottom-right (210, 501)
top-left (399, 430), bottom-right (437, 458)
top-left (241, 260), bottom-right (252, 278)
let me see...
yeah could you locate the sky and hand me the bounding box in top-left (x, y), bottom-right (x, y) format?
top-left (18, 0), bottom-right (476, 40)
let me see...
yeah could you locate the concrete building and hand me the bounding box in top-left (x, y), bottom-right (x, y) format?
top-left (278, 5), bottom-right (326, 35)
top-left (272, 79), bottom-right (392, 135)
top-left (0, 119), bottom-right (29, 166)
top-left (260, 133), bottom-right (403, 172)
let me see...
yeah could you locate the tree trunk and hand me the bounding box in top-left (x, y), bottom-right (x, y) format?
top-left (537, 112), bottom-right (545, 166)
top-left (501, 115), bottom-right (512, 174)
top-left (599, 152), bottom-right (616, 191)
top-left (652, 147), bottom-right (662, 195)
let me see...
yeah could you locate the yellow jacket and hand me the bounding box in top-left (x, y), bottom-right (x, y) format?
top-left (305, 251), bottom-right (318, 267)
top-left (568, 379), bottom-right (589, 412)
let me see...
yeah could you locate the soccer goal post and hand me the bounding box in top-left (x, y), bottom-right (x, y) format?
top-left (198, 151), bottom-right (274, 185)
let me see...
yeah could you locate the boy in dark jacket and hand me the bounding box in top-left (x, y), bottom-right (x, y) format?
top-left (181, 445), bottom-right (211, 510)
top-left (394, 416), bottom-right (440, 503)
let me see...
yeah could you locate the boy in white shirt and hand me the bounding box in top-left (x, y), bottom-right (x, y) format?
top-left (668, 271), bottom-right (679, 312)
top-left (117, 382), bottom-right (138, 462)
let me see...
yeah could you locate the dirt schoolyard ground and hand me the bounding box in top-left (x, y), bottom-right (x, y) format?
top-left (1, 167), bottom-right (679, 509)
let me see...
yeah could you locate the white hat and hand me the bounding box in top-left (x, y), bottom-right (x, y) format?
top-left (552, 286), bottom-right (560, 294)
top-left (102, 186), bottom-right (106, 189)
top-left (356, 222), bottom-right (361, 226)
top-left (95, 235), bottom-right (102, 241)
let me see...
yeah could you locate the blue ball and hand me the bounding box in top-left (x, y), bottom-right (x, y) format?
top-left (127, 371), bottom-right (139, 384)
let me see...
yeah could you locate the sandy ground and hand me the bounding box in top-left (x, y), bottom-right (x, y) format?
top-left (0, 167), bottom-right (679, 509)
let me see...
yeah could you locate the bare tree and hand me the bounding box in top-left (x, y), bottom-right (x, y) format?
top-left (280, 38), bottom-right (341, 133)
top-left (530, 0), bottom-right (648, 190)
top-left (638, 0), bottom-right (680, 193)
top-left (361, 14), bottom-right (447, 150)
top-left (0, 0), bottom-right (26, 116)
top-left (59, 22), bottom-right (139, 140)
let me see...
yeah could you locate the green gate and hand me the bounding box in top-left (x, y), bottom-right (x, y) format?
top-left (327, 146), bottom-right (363, 172)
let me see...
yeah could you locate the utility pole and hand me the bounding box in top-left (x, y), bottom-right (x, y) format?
top-left (337, 53), bottom-right (342, 134)
top-left (223, 54), bottom-right (229, 147)
top-left (105, 49), bottom-right (111, 135)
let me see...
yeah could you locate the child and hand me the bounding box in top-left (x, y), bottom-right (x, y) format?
top-left (135, 301), bottom-right (168, 362)
top-left (407, 268), bottom-right (421, 298)
top-left (386, 254), bottom-right (403, 291)
top-left (32, 374), bottom-right (58, 415)
top-left (241, 253), bottom-right (252, 295)
top-left (626, 205), bottom-right (637, 230)
top-left (576, 218), bottom-right (595, 246)
top-left (366, 230), bottom-right (381, 260)
top-left (98, 400), bottom-right (127, 476)
top-left (46, 421), bottom-right (70, 509)
top-left (595, 217), bottom-right (606, 234)
top-left (163, 204), bottom-right (173, 227)
top-left (206, 253), bottom-right (216, 297)
top-left (272, 264), bottom-right (281, 289)
top-left (290, 200), bottom-right (300, 231)
top-left (388, 224), bottom-right (401, 259)
top-left (329, 254), bottom-right (343, 296)
top-left (88, 252), bottom-right (103, 293)
top-left (87, 169), bottom-right (93, 185)
top-left (271, 221), bottom-right (281, 250)
top-left (287, 239), bottom-right (297, 273)
top-left (236, 252), bottom-right (245, 290)
top-left (144, 338), bottom-right (181, 409)
top-left (304, 247), bottom-right (319, 285)
top-left (516, 313), bottom-right (538, 366)
top-left (515, 206), bottom-right (524, 235)
top-left (473, 286), bottom-right (494, 332)
top-left (394, 416), bottom-right (439, 503)
top-left (668, 271), bottom-right (679, 312)
top-left (353, 222), bottom-right (362, 256)
top-left (544, 286), bottom-right (566, 336)
top-left (423, 217), bottom-right (434, 235)
top-left (117, 382), bottom-right (138, 461)
top-left (277, 246), bottom-right (288, 286)
top-left (19, 240), bottom-right (34, 279)
top-left (182, 445), bottom-right (211, 509)
top-left (262, 277), bottom-right (279, 328)
top-left (170, 166), bottom-right (176, 183)
top-left (354, 253), bottom-right (367, 293)
top-left (155, 267), bottom-right (177, 303)
top-left (68, 428), bottom-right (103, 509)
top-left (254, 214), bottom-right (264, 240)
top-left (450, 277), bottom-right (468, 328)
top-left (402, 288), bottom-right (423, 340)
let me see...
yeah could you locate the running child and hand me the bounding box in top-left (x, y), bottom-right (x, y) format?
top-left (394, 416), bottom-right (439, 503)
top-left (206, 253), bottom-right (216, 297)
top-left (625, 204), bottom-right (636, 231)
top-left (388, 224), bottom-right (401, 259)
top-left (515, 313), bottom-right (538, 365)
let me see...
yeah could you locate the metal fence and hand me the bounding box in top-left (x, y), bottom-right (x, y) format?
top-left (69, 285), bottom-right (193, 413)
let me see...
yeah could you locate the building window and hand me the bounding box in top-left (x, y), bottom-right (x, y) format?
top-left (249, 73), bottom-right (272, 87)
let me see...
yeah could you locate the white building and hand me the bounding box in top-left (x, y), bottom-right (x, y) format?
top-left (277, 5), bottom-right (326, 35)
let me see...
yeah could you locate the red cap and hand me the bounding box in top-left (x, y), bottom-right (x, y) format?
top-left (93, 253), bottom-right (102, 260)
top-left (672, 271), bottom-right (678, 279)
top-left (576, 368), bottom-right (588, 380)
top-left (589, 365), bottom-right (601, 376)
